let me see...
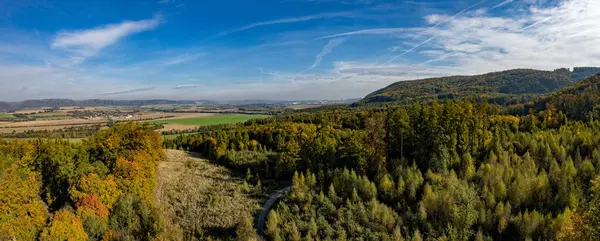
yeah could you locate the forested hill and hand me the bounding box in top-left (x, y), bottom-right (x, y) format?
top-left (359, 67), bottom-right (600, 105)
top-left (534, 73), bottom-right (600, 121)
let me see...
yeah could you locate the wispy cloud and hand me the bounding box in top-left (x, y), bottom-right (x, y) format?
top-left (384, 0), bottom-right (488, 64)
top-left (308, 38), bottom-right (346, 70)
top-left (216, 11), bottom-right (353, 38)
top-left (173, 84), bottom-right (204, 89)
top-left (160, 53), bottom-right (203, 67)
top-left (351, 0), bottom-right (600, 79)
top-left (51, 15), bottom-right (162, 64)
top-left (100, 87), bottom-right (155, 95)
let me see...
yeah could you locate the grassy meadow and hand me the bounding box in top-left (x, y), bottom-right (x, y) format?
top-left (156, 150), bottom-right (263, 240)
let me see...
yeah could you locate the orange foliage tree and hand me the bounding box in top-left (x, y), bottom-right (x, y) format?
top-left (69, 173), bottom-right (121, 210)
top-left (77, 194), bottom-right (109, 218)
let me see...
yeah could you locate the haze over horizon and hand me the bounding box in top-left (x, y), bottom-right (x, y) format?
top-left (1, 0), bottom-right (599, 101)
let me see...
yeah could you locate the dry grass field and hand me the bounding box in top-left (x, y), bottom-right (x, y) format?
top-left (155, 150), bottom-right (262, 240)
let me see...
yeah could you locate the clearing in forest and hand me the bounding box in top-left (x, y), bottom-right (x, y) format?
top-left (155, 150), bottom-right (262, 240)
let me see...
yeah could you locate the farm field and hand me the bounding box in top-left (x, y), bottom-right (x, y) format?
top-left (0, 112), bottom-right (212, 131)
top-left (0, 112), bottom-right (16, 120)
top-left (1, 137), bottom-right (85, 143)
top-left (153, 114), bottom-right (270, 126)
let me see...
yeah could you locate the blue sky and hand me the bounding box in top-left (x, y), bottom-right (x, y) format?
top-left (0, 0), bottom-right (599, 101)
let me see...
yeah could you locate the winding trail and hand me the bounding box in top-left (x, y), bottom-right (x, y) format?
top-left (256, 186), bottom-right (291, 238)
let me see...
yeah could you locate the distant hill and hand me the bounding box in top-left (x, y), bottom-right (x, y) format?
top-left (0, 99), bottom-right (198, 112)
top-left (0, 98), bottom-right (362, 112)
top-left (570, 67), bottom-right (600, 81)
top-left (0, 102), bottom-right (10, 111)
top-left (359, 67), bottom-right (600, 105)
top-left (534, 73), bottom-right (600, 121)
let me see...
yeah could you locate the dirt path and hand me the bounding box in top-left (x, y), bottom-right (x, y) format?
top-left (256, 186), bottom-right (291, 238)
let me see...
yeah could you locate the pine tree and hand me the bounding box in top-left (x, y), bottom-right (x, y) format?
top-left (236, 215), bottom-right (256, 241)
top-left (266, 210), bottom-right (280, 238)
top-left (290, 223), bottom-right (301, 241)
top-left (393, 226), bottom-right (404, 241)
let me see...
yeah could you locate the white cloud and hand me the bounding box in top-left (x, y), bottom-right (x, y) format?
top-left (308, 38), bottom-right (346, 70)
top-left (425, 14), bottom-right (451, 24)
top-left (51, 15), bottom-right (162, 64)
top-left (2, 0), bottom-right (600, 102)
top-left (419, 50), bottom-right (447, 55)
top-left (417, 0), bottom-right (600, 72)
top-left (347, 0), bottom-right (600, 83)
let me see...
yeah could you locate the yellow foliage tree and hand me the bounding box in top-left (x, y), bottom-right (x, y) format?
top-left (0, 164), bottom-right (48, 240)
top-left (40, 209), bottom-right (88, 241)
top-left (113, 150), bottom-right (157, 203)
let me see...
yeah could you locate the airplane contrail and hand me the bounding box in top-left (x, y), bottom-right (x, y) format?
top-left (384, 35), bottom-right (438, 64)
top-left (384, 0), bottom-right (489, 65)
top-left (492, 0), bottom-right (514, 9)
top-left (519, 16), bottom-right (552, 31)
top-left (412, 0), bottom-right (489, 40)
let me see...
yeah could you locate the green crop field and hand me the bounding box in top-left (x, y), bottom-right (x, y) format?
top-left (0, 112), bottom-right (17, 120)
top-left (152, 114), bottom-right (270, 126)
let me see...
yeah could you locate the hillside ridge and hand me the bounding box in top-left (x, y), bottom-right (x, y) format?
top-left (359, 67), bottom-right (600, 105)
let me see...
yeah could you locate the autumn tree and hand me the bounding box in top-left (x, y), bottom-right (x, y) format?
top-left (0, 165), bottom-right (48, 240)
top-left (40, 209), bottom-right (88, 241)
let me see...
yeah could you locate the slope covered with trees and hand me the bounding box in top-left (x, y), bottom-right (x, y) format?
top-left (533, 73), bottom-right (600, 121)
top-left (0, 122), bottom-right (175, 240)
top-left (359, 67), bottom-right (600, 106)
top-left (166, 87), bottom-right (600, 240)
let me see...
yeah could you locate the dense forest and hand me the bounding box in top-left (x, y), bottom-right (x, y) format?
top-left (4, 73), bottom-right (600, 240)
top-left (359, 67), bottom-right (600, 106)
top-left (0, 122), bottom-right (176, 240)
top-left (163, 74), bottom-right (600, 240)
